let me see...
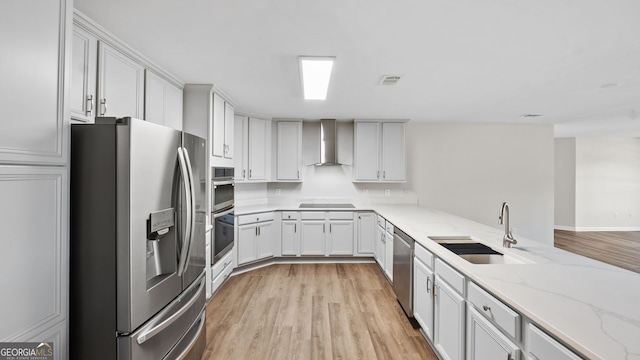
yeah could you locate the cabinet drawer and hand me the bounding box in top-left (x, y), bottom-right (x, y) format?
top-left (377, 215), bottom-right (386, 228)
top-left (281, 211), bottom-right (299, 220)
top-left (301, 211), bottom-right (325, 220)
top-left (211, 251), bottom-right (233, 279)
top-left (328, 211), bottom-right (353, 220)
top-left (468, 282), bottom-right (520, 340)
top-left (385, 222), bottom-right (394, 234)
top-left (238, 212), bottom-right (275, 225)
top-left (414, 243), bottom-right (434, 269)
top-left (434, 258), bottom-right (465, 295)
top-left (529, 324), bottom-right (581, 360)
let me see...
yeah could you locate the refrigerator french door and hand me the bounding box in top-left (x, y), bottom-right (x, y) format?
top-left (70, 117), bottom-right (206, 360)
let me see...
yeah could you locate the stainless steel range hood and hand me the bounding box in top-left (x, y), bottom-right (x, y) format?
top-left (316, 119), bottom-right (340, 166)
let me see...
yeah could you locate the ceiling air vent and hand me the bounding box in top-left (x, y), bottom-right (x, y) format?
top-left (521, 114), bottom-right (543, 118)
top-left (379, 75), bottom-right (403, 85)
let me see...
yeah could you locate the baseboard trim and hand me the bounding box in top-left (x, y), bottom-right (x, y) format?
top-left (231, 256), bottom-right (377, 276)
top-left (555, 226), bottom-right (640, 232)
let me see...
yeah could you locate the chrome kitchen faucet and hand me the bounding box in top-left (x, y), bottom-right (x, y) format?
top-left (499, 202), bottom-right (518, 248)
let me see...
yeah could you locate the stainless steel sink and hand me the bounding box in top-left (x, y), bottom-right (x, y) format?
top-left (428, 236), bottom-right (532, 265)
top-left (298, 203), bottom-right (355, 208)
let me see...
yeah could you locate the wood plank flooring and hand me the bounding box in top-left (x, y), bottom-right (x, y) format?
top-left (554, 230), bottom-right (640, 274)
top-left (202, 263), bottom-right (438, 360)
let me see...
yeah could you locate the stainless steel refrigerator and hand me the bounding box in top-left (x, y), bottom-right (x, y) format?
top-left (70, 117), bottom-right (207, 360)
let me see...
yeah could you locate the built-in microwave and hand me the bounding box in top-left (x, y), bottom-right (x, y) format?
top-left (211, 167), bottom-right (234, 212)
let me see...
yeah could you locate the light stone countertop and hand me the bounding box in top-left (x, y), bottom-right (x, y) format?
top-left (234, 202), bottom-right (640, 359)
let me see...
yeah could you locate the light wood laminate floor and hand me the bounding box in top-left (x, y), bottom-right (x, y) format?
top-left (554, 230), bottom-right (640, 274)
top-left (202, 263), bottom-right (438, 360)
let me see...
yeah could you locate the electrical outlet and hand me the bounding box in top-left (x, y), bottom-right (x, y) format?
top-left (275, 189), bottom-right (281, 195)
top-left (385, 189), bottom-right (390, 196)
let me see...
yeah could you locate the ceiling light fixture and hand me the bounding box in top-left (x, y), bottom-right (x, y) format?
top-left (299, 56), bottom-right (335, 100)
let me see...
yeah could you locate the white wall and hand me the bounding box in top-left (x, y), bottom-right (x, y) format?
top-left (574, 137), bottom-right (640, 230)
top-left (554, 138), bottom-right (576, 228)
top-left (406, 123), bottom-right (555, 245)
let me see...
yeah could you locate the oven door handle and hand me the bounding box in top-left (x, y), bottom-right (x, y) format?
top-left (213, 180), bottom-right (234, 187)
top-left (213, 207), bottom-right (235, 218)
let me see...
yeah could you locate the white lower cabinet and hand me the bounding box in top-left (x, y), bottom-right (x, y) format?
top-left (528, 324), bottom-right (581, 360)
top-left (434, 276), bottom-right (466, 360)
top-left (375, 221), bottom-right (386, 269)
top-left (236, 213), bottom-right (275, 266)
top-left (467, 307), bottom-right (520, 360)
top-left (281, 220), bottom-right (299, 256)
top-left (300, 220), bottom-right (325, 255)
top-left (414, 256), bottom-right (435, 342)
top-left (210, 249), bottom-right (234, 296)
top-left (384, 224), bottom-right (393, 281)
top-left (327, 220), bottom-right (354, 255)
top-left (356, 212), bottom-right (375, 255)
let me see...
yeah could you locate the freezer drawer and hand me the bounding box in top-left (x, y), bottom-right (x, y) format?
top-left (118, 274), bottom-right (206, 360)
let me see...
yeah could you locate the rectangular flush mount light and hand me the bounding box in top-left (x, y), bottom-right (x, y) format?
top-left (299, 56), bottom-right (335, 100)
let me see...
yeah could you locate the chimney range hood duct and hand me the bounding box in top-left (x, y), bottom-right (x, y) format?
top-left (317, 119), bottom-right (341, 166)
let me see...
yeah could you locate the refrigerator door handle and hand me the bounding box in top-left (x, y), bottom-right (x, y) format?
top-left (135, 277), bottom-right (205, 345)
top-left (177, 147), bottom-right (193, 277)
top-left (182, 147), bottom-right (197, 271)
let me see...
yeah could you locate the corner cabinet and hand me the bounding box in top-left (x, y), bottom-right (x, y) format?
top-left (236, 213), bottom-right (275, 266)
top-left (353, 120), bottom-right (406, 182)
top-left (235, 116), bottom-right (271, 182)
top-left (275, 120), bottom-right (302, 181)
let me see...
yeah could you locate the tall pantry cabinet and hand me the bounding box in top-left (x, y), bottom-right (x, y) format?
top-left (0, 1), bottom-right (72, 359)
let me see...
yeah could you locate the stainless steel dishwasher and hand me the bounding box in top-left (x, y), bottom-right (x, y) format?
top-left (392, 227), bottom-right (415, 317)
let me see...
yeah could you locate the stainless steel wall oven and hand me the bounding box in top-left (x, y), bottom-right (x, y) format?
top-left (211, 167), bottom-right (234, 264)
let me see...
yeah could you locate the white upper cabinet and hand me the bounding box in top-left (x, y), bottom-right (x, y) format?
top-left (353, 120), bottom-right (406, 182)
top-left (353, 122), bottom-right (381, 181)
top-left (70, 25), bottom-right (97, 123)
top-left (97, 42), bottom-right (144, 119)
top-left (212, 93), bottom-right (225, 157)
top-left (212, 94), bottom-right (234, 159)
top-left (248, 117), bottom-right (270, 181)
top-left (381, 123), bottom-right (406, 181)
top-left (234, 115), bottom-right (248, 180)
top-left (144, 70), bottom-right (183, 130)
top-left (224, 102), bottom-right (234, 159)
top-left (276, 121), bottom-right (302, 181)
top-left (0, 0), bottom-right (69, 165)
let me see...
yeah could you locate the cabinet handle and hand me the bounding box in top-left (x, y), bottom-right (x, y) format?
top-left (433, 284), bottom-right (437, 297)
top-left (298, 170), bottom-right (300, 179)
top-left (330, 224), bottom-right (332, 233)
top-left (86, 95), bottom-right (93, 116)
top-left (243, 170), bottom-right (246, 178)
top-left (483, 305), bottom-right (491, 312)
top-left (426, 277), bottom-right (431, 293)
top-left (377, 171), bottom-right (380, 179)
top-left (255, 227), bottom-right (258, 236)
top-left (383, 171), bottom-right (386, 179)
top-left (100, 98), bottom-right (107, 116)
top-left (258, 226), bottom-right (261, 236)
top-left (249, 169), bottom-right (252, 178)
top-left (323, 224), bottom-right (325, 233)
top-left (294, 223), bottom-right (296, 233)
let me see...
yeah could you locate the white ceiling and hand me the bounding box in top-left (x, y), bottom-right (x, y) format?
top-left (75, 0), bottom-right (640, 136)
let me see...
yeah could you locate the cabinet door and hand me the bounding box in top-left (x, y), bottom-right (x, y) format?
top-left (414, 259), bottom-right (435, 342)
top-left (434, 277), bottom-right (466, 360)
top-left (212, 93), bottom-right (225, 157)
top-left (529, 324), bottom-right (581, 360)
top-left (234, 115), bottom-right (247, 180)
top-left (276, 121), bottom-right (302, 180)
top-left (0, 0), bottom-right (68, 164)
top-left (0, 167), bottom-right (68, 356)
top-left (97, 42), bottom-right (144, 119)
top-left (384, 230), bottom-right (394, 281)
top-left (237, 224), bottom-right (257, 265)
top-left (327, 221), bottom-right (354, 255)
top-left (70, 25), bottom-right (97, 122)
top-left (375, 225), bottom-right (385, 268)
top-left (354, 122), bottom-right (380, 181)
top-left (256, 221), bottom-right (275, 260)
top-left (144, 70), bottom-right (167, 125)
top-left (281, 221), bottom-right (298, 256)
top-left (224, 102), bottom-right (234, 159)
top-left (356, 213), bottom-right (375, 255)
top-left (248, 118), bottom-right (268, 180)
top-left (381, 123), bottom-right (405, 181)
top-left (467, 307), bottom-right (520, 360)
top-left (165, 82), bottom-right (183, 131)
top-left (300, 221), bottom-right (325, 255)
